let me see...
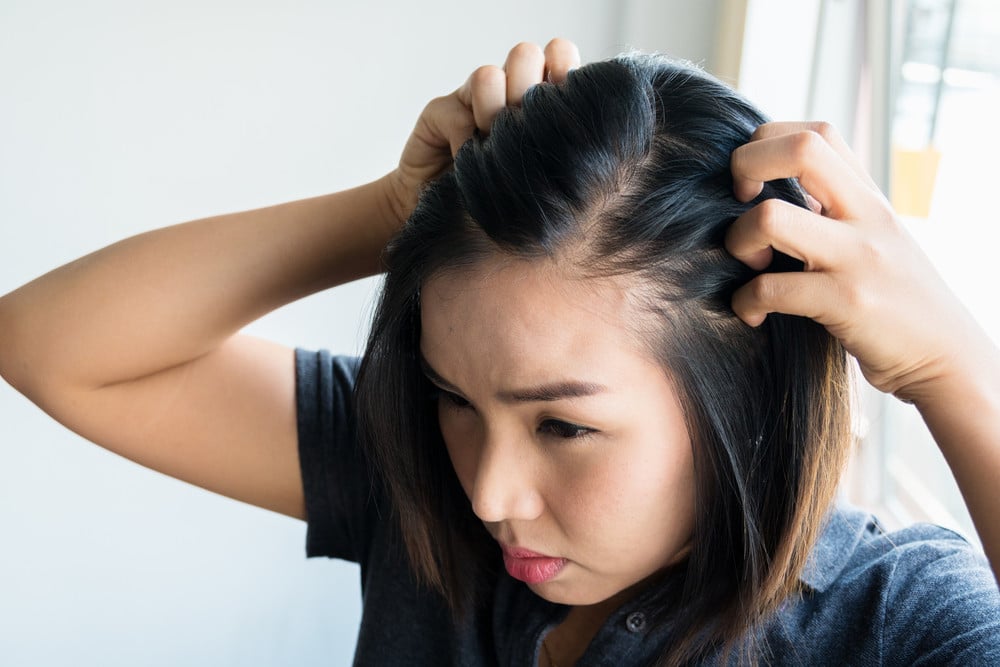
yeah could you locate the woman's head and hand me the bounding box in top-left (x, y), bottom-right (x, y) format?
top-left (357, 54), bottom-right (851, 662)
top-left (420, 254), bottom-right (697, 609)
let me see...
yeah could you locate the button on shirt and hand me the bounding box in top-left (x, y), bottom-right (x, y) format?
top-left (296, 350), bottom-right (1000, 665)
top-left (625, 612), bottom-right (646, 633)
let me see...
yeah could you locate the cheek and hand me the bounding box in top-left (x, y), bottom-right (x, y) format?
top-left (638, 437), bottom-right (697, 548)
top-left (633, 433), bottom-right (695, 518)
top-left (579, 432), bottom-right (695, 540)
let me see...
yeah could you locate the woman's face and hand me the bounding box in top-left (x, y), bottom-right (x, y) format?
top-left (420, 255), bottom-right (696, 606)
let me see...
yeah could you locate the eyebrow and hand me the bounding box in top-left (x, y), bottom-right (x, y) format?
top-left (419, 354), bottom-right (607, 403)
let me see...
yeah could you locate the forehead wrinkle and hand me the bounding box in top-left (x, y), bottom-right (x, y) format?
top-left (420, 349), bottom-right (607, 404)
top-left (420, 252), bottom-right (668, 394)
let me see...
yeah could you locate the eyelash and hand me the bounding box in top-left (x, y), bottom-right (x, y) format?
top-left (429, 388), bottom-right (597, 440)
top-left (431, 389), bottom-right (470, 409)
top-left (538, 419), bottom-right (597, 440)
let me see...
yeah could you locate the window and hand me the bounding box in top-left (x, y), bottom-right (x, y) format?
top-left (731, 0), bottom-right (999, 543)
top-left (875, 0), bottom-right (999, 542)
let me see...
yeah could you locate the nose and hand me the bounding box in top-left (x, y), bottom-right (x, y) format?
top-left (469, 434), bottom-right (545, 524)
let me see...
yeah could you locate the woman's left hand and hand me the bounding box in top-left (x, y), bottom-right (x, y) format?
top-left (724, 121), bottom-right (993, 406)
top-left (726, 122), bottom-right (1000, 577)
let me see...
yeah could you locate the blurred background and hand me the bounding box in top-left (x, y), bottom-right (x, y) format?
top-left (1, 0), bottom-right (997, 665)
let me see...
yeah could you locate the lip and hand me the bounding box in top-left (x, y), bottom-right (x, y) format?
top-left (500, 544), bottom-right (568, 584)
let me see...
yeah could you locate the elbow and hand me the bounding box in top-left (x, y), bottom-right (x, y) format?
top-left (0, 287), bottom-right (94, 404)
top-left (0, 293), bottom-right (32, 395)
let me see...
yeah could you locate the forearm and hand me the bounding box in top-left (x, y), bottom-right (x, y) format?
top-left (912, 335), bottom-right (1000, 581)
top-left (0, 174), bottom-right (402, 394)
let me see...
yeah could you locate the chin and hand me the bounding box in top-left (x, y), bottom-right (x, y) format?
top-left (528, 579), bottom-right (617, 607)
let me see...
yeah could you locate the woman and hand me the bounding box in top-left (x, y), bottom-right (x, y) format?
top-left (1, 40), bottom-right (998, 665)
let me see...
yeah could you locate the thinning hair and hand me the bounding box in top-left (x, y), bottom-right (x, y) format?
top-left (356, 54), bottom-right (851, 665)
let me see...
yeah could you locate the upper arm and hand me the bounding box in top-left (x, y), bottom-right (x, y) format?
top-left (29, 335), bottom-right (306, 519)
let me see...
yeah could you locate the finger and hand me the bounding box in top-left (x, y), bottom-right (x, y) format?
top-left (502, 42), bottom-right (546, 106)
top-left (456, 65), bottom-right (507, 135)
top-left (749, 121), bottom-right (880, 192)
top-left (804, 192), bottom-right (823, 214)
top-left (543, 37), bottom-right (581, 83)
top-left (731, 270), bottom-right (842, 328)
top-left (407, 95), bottom-right (476, 164)
top-left (730, 129), bottom-right (883, 220)
top-left (725, 198), bottom-right (852, 271)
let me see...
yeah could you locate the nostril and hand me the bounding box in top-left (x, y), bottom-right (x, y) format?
top-left (470, 475), bottom-right (543, 524)
top-left (466, 435), bottom-right (546, 523)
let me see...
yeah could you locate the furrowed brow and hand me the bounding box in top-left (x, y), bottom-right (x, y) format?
top-left (499, 382), bottom-right (607, 403)
top-left (420, 353), bottom-right (606, 403)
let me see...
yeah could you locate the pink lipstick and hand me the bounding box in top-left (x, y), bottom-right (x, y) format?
top-left (501, 545), bottom-right (567, 584)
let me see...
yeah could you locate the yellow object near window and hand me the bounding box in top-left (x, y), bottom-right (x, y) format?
top-left (890, 146), bottom-right (940, 217)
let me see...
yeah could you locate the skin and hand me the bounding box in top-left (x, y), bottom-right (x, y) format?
top-left (422, 257), bottom-right (696, 666)
top-left (420, 257), bottom-right (696, 608)
top-left (0, 39), bottom-right (583, 521)
top-left (726, 121), bottom-right (1000, 577)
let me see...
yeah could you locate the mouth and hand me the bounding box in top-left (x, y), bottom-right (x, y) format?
top-left (500, 544), bottom-right (568, 584)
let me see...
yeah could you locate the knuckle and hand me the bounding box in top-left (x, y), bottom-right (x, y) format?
top-left (840, 279), bottom-right (872, 314)
top-left (790, 130), bottom-right (825, 163)
top-left (544, 36), bottom-right (571, 53)
top-left (754, 198), bottom-right (786, 235)
top-left (838, 262), bottom-right (876, 312)
top-left (748, 274), bottom-right (778, 303)
top-left (858, 235), bottom-right (889, 271)
top-left (470, 65), bottom-right (504, 89)
top-left (749, 122), bottom-right (771, 141)
top-left (423, 96), bottom-right (457, 122)
top-left (425, 95), bottom-right (447, 111)
top-left (809, 121), bottom-right (839, 143)
top-left (730, 143), bottom-right (748, 171)
top-left (837, 234), bottom-right (890, 314)
top-left (508, 41), bottom-right (543, 62)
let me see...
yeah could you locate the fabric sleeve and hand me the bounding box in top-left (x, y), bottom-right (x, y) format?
top-left (295, 348), bottom-right (375, 563)
top-left (884, 527), bottom-right (1000, 665)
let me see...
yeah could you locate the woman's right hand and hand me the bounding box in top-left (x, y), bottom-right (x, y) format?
top-left (0, 39), bottom-right (581, 523)
top-left (383, 38), bottom-right (581, 223)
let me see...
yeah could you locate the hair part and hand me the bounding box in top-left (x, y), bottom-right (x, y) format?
top-left (356, 54), bottom-right (852, 665)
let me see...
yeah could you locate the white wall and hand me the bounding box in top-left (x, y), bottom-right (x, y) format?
top-left (0, 2), bottom-right (724, 665)
top-left (737, 0), bottom-right (821, 120)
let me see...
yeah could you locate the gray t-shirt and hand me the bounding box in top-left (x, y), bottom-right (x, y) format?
top-left (295, 349), bottom-right (1000, 665)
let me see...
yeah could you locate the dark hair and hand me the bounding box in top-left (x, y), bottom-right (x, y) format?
top-left (356, 54), bottom-right (851, 665)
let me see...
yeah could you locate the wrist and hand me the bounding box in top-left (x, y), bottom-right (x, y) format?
top-left (905, 334), bottom-right (1000, 417)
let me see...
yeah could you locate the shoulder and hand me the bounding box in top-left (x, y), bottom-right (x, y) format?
top-left (294, 349), bottom-right (376, 561)
top-left (859, 518), bottom-right (998, 663)
top-left (801, 504), bottom-right (993, 589)
top-left (294, 349), bottom-right (362, 441)
top-left (787, 504), bottom-right (1000, 664)
top-left (832, 506), bottom-right (995, 608)
top-left (294, 349), bottom-right (362, 403)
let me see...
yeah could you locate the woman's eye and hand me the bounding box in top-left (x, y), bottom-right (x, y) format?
top-left (539, 419), bottom-right (596, 440)
top-left (437, 390), bottom-right (471, 409)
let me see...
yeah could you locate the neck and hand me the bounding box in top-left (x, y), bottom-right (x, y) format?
top-left (541, 570), bottom-right (672, 666)
top-left (543, 594), bottom-right (629, 666)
